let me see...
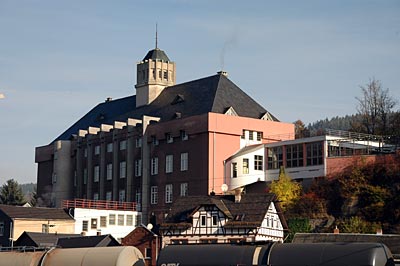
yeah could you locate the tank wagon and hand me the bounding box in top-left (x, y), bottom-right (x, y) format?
top-left (0, 246), bottom-right (145, 266)
top-left (157, 242), bottom-right (395, 266)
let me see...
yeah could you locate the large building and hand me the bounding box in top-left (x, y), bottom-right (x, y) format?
top-left (35, 45), bottom-right (295, 224)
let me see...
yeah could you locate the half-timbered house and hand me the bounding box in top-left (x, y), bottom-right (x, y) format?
top-left (159, 193), bottom-right (287, 246)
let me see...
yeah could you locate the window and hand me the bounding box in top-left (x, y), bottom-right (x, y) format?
top-left (232, 162), bottom-right (237, 178)
top-left (243, 158), bottom-right (249, 174)
top-left (94, 165), bottom-right (100, 182)
top-left (158, 69), bottom-right (162, 79)
top-left (136, 137), bottom-right (142, 148)
top-left (83, 168), bottom-right (88, 185)
top-left (165, 184), bottom-right (173, 203)
top-left (286, 144), bottom-right (304, 168)
top-left (267, 147), bottom-right (283, 169)
top-left (151, 135), bottom-right (159, 146)
top-left (166, 133), bottom-right (173, 143)
top-left (126, 215), bottom-right (133, 226)
top-left (241, 130), bottom-right (245, 139)
top-left (118, 215), bottom-right (124, 226)
top-left (200, 215), bottom-right (206, 227)
top-left (94, 145), bottom-right (100, 155)
top-left (151, 157), bottom-right (158, 175)
top-left (100, 216), bottom-right (107, 227)
top-left (306, 142), bottom-right (323, 166)
top-left (163, 70), bottom-right (168, 80)
top-left (257, 131), bottom-right (263, 141)
top-left (91, 218), bottom-right (98, 229)
top-left (135, 214), bottom-right (142, 227)
top-left (119, 140), bottom-right (127, 150)
top-left (180, 183), bottom-right (188, 197)
top-left (180, 152), bottom-right (188, 171)
top-left (212, 215), bottom-right (218, 226)
top-left (42, 224), bottom-right (49, 233)
top-left (106, 191), bottom-right (112, 201)
top-left (151, 186), bottom-right (158, 204)
top-left (84, 148), bottom-right (88, 157)
top-left (107, 143), bottom-right (113, 153)
top-left (93, 193), bottom-right (99, 200)
top-left (135, 159), bottom-right (142, 177)
top-left (120, 161), bottom-right (126, 178)
top-left (254, 155), bottom-right (263, 170)
top-left (135, 188), bottom-right (142, 211)
top-left (109, 214), bottom-right (116, 225)
top-left (119, 189), bottom-right (126, 202)
top-left (107, 163), bottom-right (113, 180)
top-left (180, 130), bottom-right (188, 140)
top-left (52, 173), bottom-right (57, 184)
top-left (74, 171), bottom-right (77, 187)
top-left (82, 220), bottom-right (88, 232)
top-left (166, 155), bottom-right (173, 173)
top-left (145, 248), bottom-right (152, 259)
top-left (249, 131), bottom-right (254, 140)
top-left (0, 221), bottom-right (3, 236)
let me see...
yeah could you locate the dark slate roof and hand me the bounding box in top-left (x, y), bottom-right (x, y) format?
top-left (0, 204), bottom-right (73, 220)
top-left (56, 234), bottom-right (120, 248)
top-left (143, 48), bottom-right (171, 61)
top-left (160, 193), bottom-right (287, 230)
top-left (55, 74), bottom-right (278, 141)
top-left (15, 232), bottom-right (80, 247)
top-left (292, 233), bottom-right (400, 254)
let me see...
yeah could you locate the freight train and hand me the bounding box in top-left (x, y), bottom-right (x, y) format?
top-left (0, 242), bottom-right (395, 266)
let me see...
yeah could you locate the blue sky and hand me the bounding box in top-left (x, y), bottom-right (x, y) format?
top-left (1, 0), bottom-right (399, 184)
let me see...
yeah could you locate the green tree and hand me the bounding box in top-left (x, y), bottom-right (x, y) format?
top-left (269, 167), bottom-right (301, 211)
top-left (337, 216), bottom-right (380, 234)
top-left (0, 179), bottom-right (26, 205)
top-left (286, 218), bottom-right (311, 243)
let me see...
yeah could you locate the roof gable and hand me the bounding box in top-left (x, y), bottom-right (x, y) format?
top-left (0, 204), bottom-right (73, 220)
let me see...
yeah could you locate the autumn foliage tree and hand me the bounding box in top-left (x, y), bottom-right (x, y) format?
top-left (269, 167), bottom-right (301, 211)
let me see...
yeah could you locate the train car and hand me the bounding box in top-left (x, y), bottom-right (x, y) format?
top-left (0, 246), bottom-right (145, 266)
top-left (157, 242), bottom-right (395, 266)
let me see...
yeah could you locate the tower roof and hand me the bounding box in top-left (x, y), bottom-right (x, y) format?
top-left (143, 48), bottom-right (170, 62)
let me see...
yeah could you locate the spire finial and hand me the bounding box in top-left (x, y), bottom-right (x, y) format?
top-left (155, 23), bottom-right (158, 49)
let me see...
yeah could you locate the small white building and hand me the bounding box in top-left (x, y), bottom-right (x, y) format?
top-left (159, 193), bottom-right (287, 246)
top-left (63, 199), bottom-right (141, 242)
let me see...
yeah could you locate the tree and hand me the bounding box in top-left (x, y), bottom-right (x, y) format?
top-left (294, 120), bottom-right (309, 138)
top-left (0, 179), bottom-right (26, 205)
top-left (355, 78), bottom-right (397, 135)
top-left (269, 167), bottom-right (301, 211)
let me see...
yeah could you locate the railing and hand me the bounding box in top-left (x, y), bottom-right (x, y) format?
top-left (62, 198), bottom-right (137, 211)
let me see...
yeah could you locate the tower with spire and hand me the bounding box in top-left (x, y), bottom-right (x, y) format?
top-left (135, 27), bottom-right (176, 107)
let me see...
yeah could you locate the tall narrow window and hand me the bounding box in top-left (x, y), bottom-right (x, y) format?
top-left (249, 131), bottom-right (254, 140)
top-left (180, 152), bottom-right (188, 171)
top-left (84, 148), bottom-right (88, 158)
top-left (135, 188), bottom-right (142, 211)
top-left (212, 215), bottom-right (218, 226)
top-left (180, 130), bottom-right (188, 140)
top-left (94, 165), bottom-right (100, 182)
top-left (151, 135), bottom-right (159, 146)
top-left (0, 222), bottom-right (4, 236)
top-left (136, 138), bottom-right (142, 148)
top-left (241, 130), bottom-right (246, 139)
top-left (180, 183), bottom-right (188, 197)
top-left (106, 163), bottom-right (113, 180)
top-left (119, 140), bottom-right (127, 150)
top-left (126, 215), bottom-right (133, 226)
top-left (106, 191), bottom-right (112, 201)
top-left (135, 159), bottom-right (142, 177)
top-left (100, 216), bottom-right (107, 227)
top-left (107, 143), bottom-right (113, 153)
top-left (200, 215), bottom-right (206, 227)
top-left (254, 155), bottom-right (263, 170)
top-left (257, 132), bottom-right (263, 141)
top-left (109, 214), bottom-right (116, 225)
top-left (82, 220), bottom-right (88, 232)
top-left (120, 161), bottom-right (126, 178)
top-left (166, 155), bottom-right (173, 173)
top-left (243, 158), bottom-right (249, 174)
top-left (94, 145), bottom-right (100, 155)
top-left (232, 163), bottom-right (237, 178)
top-left (151, 157), bottom-right (159, 175)
top-left (151, 186), bottom-right (158, 204)
top-left (165, 184), bottom-right (173, 203)
top-left (83, 168), bottom-right (88, 185)
top-left (119, 189), bottom-right (125, 202)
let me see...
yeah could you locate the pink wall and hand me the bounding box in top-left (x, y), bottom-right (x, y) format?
top-left (207, 113), bottom-right (294, 194)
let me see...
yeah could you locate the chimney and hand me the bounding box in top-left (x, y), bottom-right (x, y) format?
top-left (376, 228), bottom-right (383, 235)
top-left (234, 188), bottom-right (243, 203)
top-left (217, 71), bottom-right (228, 77)
top-left (333, 226), bottom-right (339, 234)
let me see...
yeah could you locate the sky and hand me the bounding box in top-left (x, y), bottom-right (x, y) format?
top-left (0, 0), bottom-right (399, 184)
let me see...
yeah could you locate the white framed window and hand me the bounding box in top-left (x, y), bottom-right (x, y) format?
top-left (180, 152), bottom-right (188, 171)
top-left (93, 193), bottom-right (99, 200)
top-left (119, 140), bottom-right (127, 150)
top-left (135, 159), bottom-right (142, 177)
top-left (151, 186), bottom-right (158, 205)
top-left (180, 183), bottom-right (188, 197)
top-left (212, 214), bottom-right (218, 226)
top-left (107, 143), bottom-right (113, 153)
top-left (120, 161), bottom-right (126, 178)
top-left (109, 214), bottom-right (116, 225)
top-left (94, 165), bottom-right (100, 182)
top-left (100, 216), bottom-right (107, 227)
top-left (241, 130), bottom-right (246, 139)
top-left (249, 131), bottom-right (254, 140)
top-left (119, 189), bottom-right (125, 202)
top-left (118, 215), bottom-right (124, 226)
top-left (243, 158), bottom-right (249, 174)
top-left (180, 130), bottom-right (188, 141)
top-left (151, 157), bottom-right (158, 175)
top-left (106, 163), bottom-right (113, 180)
top-left (257, 131), bottom-right (263, 141)
top-left (83, 168), bottom-right (88, 184)
top-left (165, 184), bottom-right (173, 203)
top-left (106, 191), bottom-right (112, 201)
top-left (94, 145), bottom-right (100, 155)
top-left (166, 133), bottom-right (173, 143)
top-left (136, 138), bottom-right (142, 148)
top-left (200, 215), bottom-right (206, 227)
top-left (126, 215), bottom-right (133, 226)
top-left (232, 163), bottom-right (237, 178)
top-left (254, 155), bottom-right (263, 171)
top-left (166, 155), bottom-right (173, 173)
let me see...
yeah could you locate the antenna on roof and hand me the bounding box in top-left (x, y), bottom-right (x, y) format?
top-left (155, 23), bottom-right (158, 49)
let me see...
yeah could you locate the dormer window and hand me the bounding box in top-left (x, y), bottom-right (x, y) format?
top-left (151, 135), bottom-right (159, 146)
top-left (166, 133), bottom-right (173, 143)
top-left (261, 112), bottom-right (274, 121)
top-left (180, 130), bottom-right (188, 141)
top-left (224, 106), bottom-right (238, 116)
